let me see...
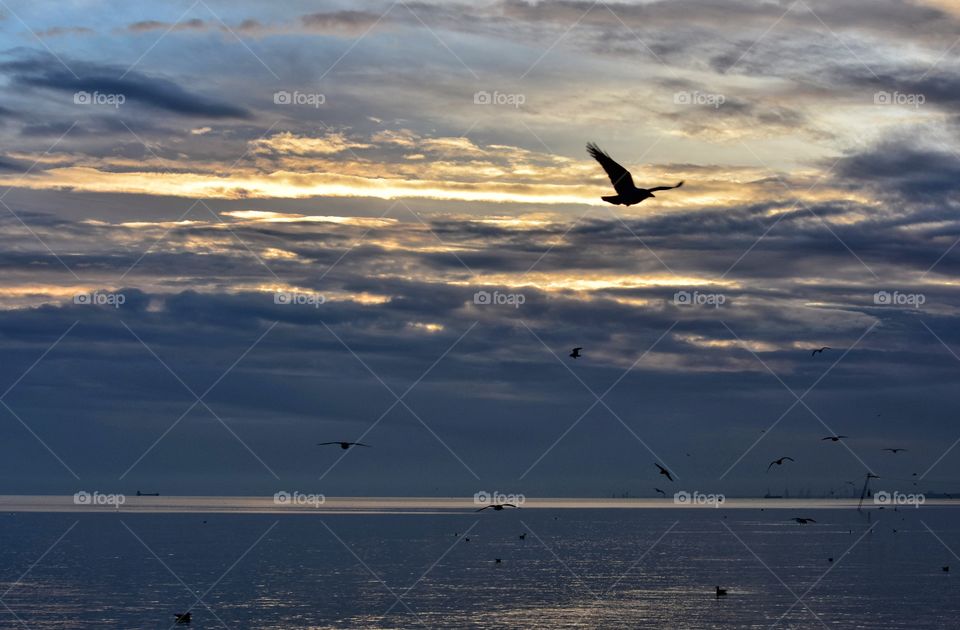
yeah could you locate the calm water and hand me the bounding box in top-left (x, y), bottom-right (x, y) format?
top-left (0, 499), bottom-right (958, 628)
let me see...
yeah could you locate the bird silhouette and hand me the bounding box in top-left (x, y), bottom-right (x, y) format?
top-left (882, 448), bottom-right (907, 453)
top-left (476, 503), bottom-right (517, 512)
top-left (655, 463), bottom-right (674, 482)
top-left (811, 346), bottom-right (831, 356)
top-left (317, 441), bottom-right (370, 450)
top-left (943, 566), bottom-right (950, 573)
top-left (715, 586), bottom-right (727, 598)
top-left (821, 435), bottom-right (848, 442)
top-left (174, 612), bottom-right (192, 624)
top-left (570, 347), bottom-right (582, 359)
top-left (587, 143), bottom-right (683, 206)
top-left (654, 487), bottom-right (666, 497)
top-left (767, 456), bottom-right (795, 471)
top-left (792, 517), bottom-right (816, 524)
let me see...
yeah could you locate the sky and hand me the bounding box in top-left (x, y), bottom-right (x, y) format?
top-left (0, 0), bottom-right (959, 498)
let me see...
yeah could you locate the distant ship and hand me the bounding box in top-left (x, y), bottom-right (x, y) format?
top-left (136, 491), bottom-right (160, 497)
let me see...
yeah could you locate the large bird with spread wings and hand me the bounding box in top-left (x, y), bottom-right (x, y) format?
top-left (587, 142), bottom-right (684, 206)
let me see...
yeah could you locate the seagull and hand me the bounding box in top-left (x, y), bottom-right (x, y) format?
top-left (570, 347), bottom-right (582, 359)
top-left (882, 448), bottom-right (907, 454)
top-left (792, 517), bottom-right (816, 524)
top-left (476, 503), bottom-right (517, 512)
top-left (654, 488), bottom-right (666, 497)
top-left (174, 612), bottom-right (192, 624)
top-left (715, 586), bottom-right (727, 598)
top-left (767, 456), bottom-right (795, 471)
top-left (655, 463), bottom-right (674, 482)
top-left (821, 435), bottom-right (848, 442)
top-left (587, 142), bottom-right (683, 206)
top-left (317, 441), bottom-right (370, 450)
top-left (811, 346), bottom-right (831, 356)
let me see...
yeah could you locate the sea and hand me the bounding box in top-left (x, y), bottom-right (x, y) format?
top-left (0, 496), bottom-right (957, 628)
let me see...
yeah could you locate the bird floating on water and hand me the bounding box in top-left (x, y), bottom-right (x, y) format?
top-left (792, 517), bottom-right (816, 524)
top-left (587, 142), bottom-right (683, 206)
top-left (174, 612), bottom-right (192, 624)
top-left (715, 586), bottom-right (727, 598)
top-left (317, 441), bottom-right (370, 450)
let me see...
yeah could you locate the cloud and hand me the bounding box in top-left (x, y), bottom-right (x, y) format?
top-left (0, 52), bottom-right (250, 119)
top-left (299, 10), bottom-right (384, 35)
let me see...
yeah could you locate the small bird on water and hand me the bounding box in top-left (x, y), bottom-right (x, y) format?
top-left (715, 586), bottom-right (727, 598)
top-left (174, 612), bottom-right (191, 624)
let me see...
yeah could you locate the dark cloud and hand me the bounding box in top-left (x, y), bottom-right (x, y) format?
top-left (0, 52), bottom-right (250, 119)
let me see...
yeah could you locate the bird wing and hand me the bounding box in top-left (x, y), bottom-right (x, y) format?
top-left (784, 457), bottom-right (794, 462)
top-left (821, 437), bottom-right (832, 440)
top-left (587, 143), bottom-right (634, 196)
top-left (767, 461), bottom-right (776, 471)
top-left (317, 442), bottom-right (338, 446)
top-left (647, 180), bottom-right (684, 193)
top-left (503, 503), bottom-right (517, 508)
top-left (353, 442), bottom-right (371, 447)
top-left (475, 505), bottom-right (492, 511)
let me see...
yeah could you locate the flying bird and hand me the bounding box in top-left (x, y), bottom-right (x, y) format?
top-left (792, 517), bottom-right (816, 524)
top-left (767, 456), bottom-right (795, 471)
top-left (882, 448), bottom-right (907, 454)
top-left (317, 441), bottom-right (370, 450)
top-left (476, 503), bottom-right (517, 512)
top-left (570, 347), bottom-right (582, 359)
top-left (811, 346), bottom-right (831, 356)
top-left (654, 488), bottom-right (666, 497)
top-left (821, 435), bottom-right (848, 442)
top-left (655, 463), bottom-right (674, 482)
top-left (587, 142), bottom-right (683, 206)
